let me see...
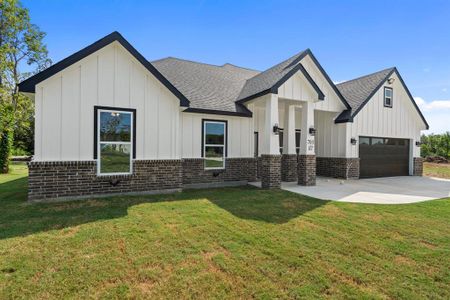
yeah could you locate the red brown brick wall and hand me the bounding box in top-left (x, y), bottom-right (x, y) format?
top-left (413, 157), bottom-right (424, 176)
top-left (316, 157), bottom-right (360, 179)
top-left (298, 155), bottom-right (316, 186)
top-left (182, 158), bottom-right (257, 184)
top-left (260, 154), bottom-right (281, 189)
top-left (28, 160), bottom-right (182, 201)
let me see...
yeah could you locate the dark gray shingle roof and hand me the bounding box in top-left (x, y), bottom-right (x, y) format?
top-left (237, 50), bottom-right (308, 101)
top-left (336, 67), bottom-right (395, 113)
top-left (152, 57), bottom-right (259, 114)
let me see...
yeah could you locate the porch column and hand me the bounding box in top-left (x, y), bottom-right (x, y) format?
top-left (260, 93), bottom-right (281, 188)
top-left (298, 101), bottom-right (316, 186)
top-left (281, 104), bottom-right (298, 182)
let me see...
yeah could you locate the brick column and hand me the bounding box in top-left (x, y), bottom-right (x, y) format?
top-left (281, 154), bottom-right (298, 182)
top-left (298, 155), bottom-right (316, 186)
top-left (413, 157), bottom-right (424, 176)
top-left (260, 154), bottom-right (281, 188)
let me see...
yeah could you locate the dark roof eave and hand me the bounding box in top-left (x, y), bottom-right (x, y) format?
top-left (18, 31), bottom-right (190, 107)
top-left (183, 107), bottom-right (253, 118)
top-left (236, 62), bottom-right (326, 104)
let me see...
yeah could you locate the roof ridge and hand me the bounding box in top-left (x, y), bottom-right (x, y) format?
top-left (222, 63), bottom-right (260, 73)
top-left (244, 49), bottom-right (309, 83)
top-left (337, 67), bottom-right (396, 86)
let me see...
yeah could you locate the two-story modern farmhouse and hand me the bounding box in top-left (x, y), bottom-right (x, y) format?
top-left (19, 32), bottom-right (428, 201)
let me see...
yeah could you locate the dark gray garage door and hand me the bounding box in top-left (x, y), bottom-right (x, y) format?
top-left (359, 137), bottom-right (410, 178)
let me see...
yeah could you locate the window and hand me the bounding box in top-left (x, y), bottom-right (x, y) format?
top-left (384, 87), bottom-right (393, 108)
top-left (279, 129), bottom-right (284, 154)
top-left (295, 130), bottom-right (301, 154)
top-left (95, 107), bottom-right (135, 175)
top-left (279, 129), bottom-right (301, 154)
top-left (254, 132), bottom-right (259, 157)
top-left (203, 120), bottom-right (227, 169)
top-left (359, 137), bottom-right (370, 145)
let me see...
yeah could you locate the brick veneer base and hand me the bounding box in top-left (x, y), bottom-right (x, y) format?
top-left (413, 157), bottom-right (424, 176)
top-left (298, 155), bottom-right (316, 186)
top-left (182, 158), bottom-right (257, 185)
top-left (281, 154), bottom-right (298, 182)
top-left (316, 157), bottom-right (360, 179)
top-left (28, 160), bottom-right (182, 202)
top-left (28, 158), bottom-right (258, 202)
top-left (260, 155), bottom-right (281, 189)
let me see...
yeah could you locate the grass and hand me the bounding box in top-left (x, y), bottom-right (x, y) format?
top-left (0, 163), bottom-right (449, 299)
top-left (424, 162), bottom-right (450, 179)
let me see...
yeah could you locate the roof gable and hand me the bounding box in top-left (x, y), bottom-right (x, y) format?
top-left (18, 31), bottom-right (190, 107)
top-left (335, 68), bottom-right (429, 129)
top-left (236, 50), bottom-right (350, 109)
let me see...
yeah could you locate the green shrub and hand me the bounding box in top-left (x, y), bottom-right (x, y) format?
top-left (0, 106), bottom-right (14, 173)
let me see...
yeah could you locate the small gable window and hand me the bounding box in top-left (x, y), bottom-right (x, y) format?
top-left (384, 87), bottom-right (393, 108)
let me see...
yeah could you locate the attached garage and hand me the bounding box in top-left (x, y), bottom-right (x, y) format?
top-left (359, 136), bottom-right (410, 178)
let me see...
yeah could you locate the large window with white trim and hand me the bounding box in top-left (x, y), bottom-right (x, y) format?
top-left (95, 107), bottom-right (135, 175)
top-left (202, 120), bottom-right (227, 169)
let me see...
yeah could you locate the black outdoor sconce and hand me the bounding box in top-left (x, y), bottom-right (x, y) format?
top-left (350, 138), bottom-right (357, 145)
top-left (415, 141), bottom-right (422, 147)
top-left (273, 123), bottom-right (280, 135)
top-left (309, 127), bottom-right (316, 136)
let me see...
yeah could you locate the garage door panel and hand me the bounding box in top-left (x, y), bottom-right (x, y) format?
top-left (359, 137), bottom-right (409, 178)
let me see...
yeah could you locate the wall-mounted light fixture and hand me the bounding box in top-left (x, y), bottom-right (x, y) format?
top-left (415, 141), bottom-right (422, 147)
top-left (387, 77), bottom-right (395, 84)
top-left (273, 123), bottom-right (280, 135)
top-left (309, 127), bottom-right (316, 136)
top-left (350, 138), bottom-right (357, 145)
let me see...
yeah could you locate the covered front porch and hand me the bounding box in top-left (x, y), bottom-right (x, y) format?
top-left (248, 93), bottom-right (321, 188)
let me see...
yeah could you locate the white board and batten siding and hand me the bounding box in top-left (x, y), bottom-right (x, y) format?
top-left (277, 55), bottom-right (347, 113)
top-left (345, 72), bottom-right (426, 158)
top-left (34, 42), bottom-right (181, 161)
top-left (181, 113), bottom-right (254, 158)
top-left (34, 41), bottom-right (254, 161)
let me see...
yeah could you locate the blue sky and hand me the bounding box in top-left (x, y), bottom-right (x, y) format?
top-left (23, 0), bottom-right (450, 133)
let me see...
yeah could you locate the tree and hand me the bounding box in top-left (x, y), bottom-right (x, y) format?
top-left (0, 0), bottom-right (51, 172)
top-left (421, 132), bottom-right (450, 159)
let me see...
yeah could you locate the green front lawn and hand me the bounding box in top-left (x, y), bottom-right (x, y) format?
top-left (424, 162), bottom-right (450, 179)
top-left (0, 164), bottom-right (449, 299)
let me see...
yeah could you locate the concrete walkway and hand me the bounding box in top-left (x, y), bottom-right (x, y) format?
top-left (251, 176), bottom-right (450, 204)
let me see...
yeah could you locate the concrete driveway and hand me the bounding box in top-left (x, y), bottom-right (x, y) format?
top-left (280, 176), bottom-right (450, 204)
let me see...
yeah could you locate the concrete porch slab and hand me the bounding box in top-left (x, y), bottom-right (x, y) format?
top-left (250, 176), bottom-right (450, 204)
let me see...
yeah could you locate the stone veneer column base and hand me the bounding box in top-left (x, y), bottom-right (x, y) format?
top-left (260, 154), bottom-right (281, 189)
top-left (316, 157), bottom-right (360, 179)
top-left (413, 157), bottom-right (424, 176)
top-left (298, 155), bottom-right (316, 186)
top-left (281, 154), bottom-right (298, 182)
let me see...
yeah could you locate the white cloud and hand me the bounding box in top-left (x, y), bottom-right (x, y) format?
top-left (414, 97), bottom-right (450, 111)
top-left (414, 97), bottom-right (450, 134)
top-left (442, 88), bottom-right (448, 92)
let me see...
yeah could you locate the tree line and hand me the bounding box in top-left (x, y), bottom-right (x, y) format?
top-left (421, 132), bottom-right (450, 160)
top-left (0, 0), bottom-right (50, 173)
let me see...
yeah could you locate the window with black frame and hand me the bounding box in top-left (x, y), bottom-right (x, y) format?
top-left (96, 108), bottom-right (134, 175)
top-left (203, 120), bottom-right (227, 169)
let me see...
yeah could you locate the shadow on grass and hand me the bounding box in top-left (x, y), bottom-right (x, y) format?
top-left (0, 176), bottom-right (327, 240)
